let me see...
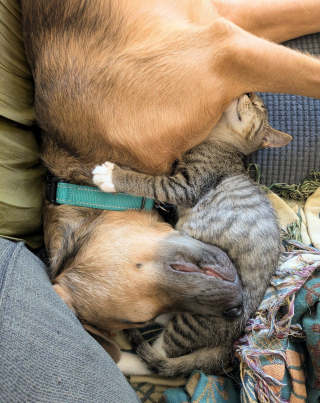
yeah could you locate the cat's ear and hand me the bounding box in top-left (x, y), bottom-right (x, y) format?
top-left (261, 126), bottom-right (292, 148)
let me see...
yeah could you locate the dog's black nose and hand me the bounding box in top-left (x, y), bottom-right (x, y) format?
top-left (223, 305), bottom-right (243, 318)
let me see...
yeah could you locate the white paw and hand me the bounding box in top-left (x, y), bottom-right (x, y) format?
top-left (92, 162), bottom-right (115, 192)
top-left (152, 332), bottom-right (167, 357)
top-left (117, 352), bottom-right (151, 375)
top-left (154, 313), bottom-right (174, 327)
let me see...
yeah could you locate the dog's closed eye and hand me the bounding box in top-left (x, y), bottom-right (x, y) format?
top-left (119, 319), bottom-right (148, 326)
top-left (119, 313), bottom-right (159, 327)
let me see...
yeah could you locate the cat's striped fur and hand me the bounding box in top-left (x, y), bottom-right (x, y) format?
top-left (94, 93), bottom-right (292, 376)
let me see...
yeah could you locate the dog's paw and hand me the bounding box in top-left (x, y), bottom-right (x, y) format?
top-left (92, 162), bottom-right (116, 192)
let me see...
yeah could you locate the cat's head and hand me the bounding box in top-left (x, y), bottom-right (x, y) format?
top-left (211, 93), bottom-right (292, 155)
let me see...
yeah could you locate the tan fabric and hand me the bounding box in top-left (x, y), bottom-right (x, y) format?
top-left (304, 187), bottom-right (320, 249)
top-left (267, 191), bottom-right (311, 245)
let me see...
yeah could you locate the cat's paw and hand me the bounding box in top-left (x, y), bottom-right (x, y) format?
top-left (117, 352), bottom-right (151, 375)
top-left (92, 162), bottom-right (116, 192)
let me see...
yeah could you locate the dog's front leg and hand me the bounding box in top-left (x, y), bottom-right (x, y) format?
top-left (214, 20), bottom-right (320, 100)
top-left (213, 0), bottom-right (320, 43)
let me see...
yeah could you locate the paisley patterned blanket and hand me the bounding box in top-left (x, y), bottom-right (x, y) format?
top-left (121, 185), bottom-right (320, 403)
top-left (161, 243), bottom-right (320, 403)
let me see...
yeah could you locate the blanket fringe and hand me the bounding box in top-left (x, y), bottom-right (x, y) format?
top-left (268, 170), bottom-right (320, 200)
top-left (236, 243), bottom-right (320, 403)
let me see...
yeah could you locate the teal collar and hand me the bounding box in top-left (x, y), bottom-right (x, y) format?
top-left (46, 176), bottom-right (154, 211)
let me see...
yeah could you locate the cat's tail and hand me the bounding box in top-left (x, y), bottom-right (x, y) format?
top-left (124, 328), bottom-right (232, 378)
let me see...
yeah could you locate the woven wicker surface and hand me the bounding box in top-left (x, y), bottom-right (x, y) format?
top-left (246, 33), bottom-right (320, 186)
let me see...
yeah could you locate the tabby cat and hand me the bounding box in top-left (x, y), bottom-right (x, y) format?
top-left (93, 92), bottom-right (292, 377)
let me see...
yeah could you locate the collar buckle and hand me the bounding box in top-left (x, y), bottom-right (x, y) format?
top-left (46, 175), bottom-right (64, 205)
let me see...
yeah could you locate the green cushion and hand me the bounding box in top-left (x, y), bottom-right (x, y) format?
top-left (0, 0), bottom-right (35, 125)
top-left (0, 117), bottom-right (46, 248)
top-left (0, 0), bottom-right (45, 248)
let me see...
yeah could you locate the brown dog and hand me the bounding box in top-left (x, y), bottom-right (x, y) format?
top-left (21, 0), bottom-right (320, 356)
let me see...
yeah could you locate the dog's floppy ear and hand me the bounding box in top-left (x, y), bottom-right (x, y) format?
top-left (53, 284), bottom-right (121, 362)
top-left (53, 283), bottom-right (76, 313)
top-left (44, 203), bottom-right (103, 279)
top-left (261, 125), bottom-right (292, 148)
top-left (83, 324), bottom-right (121, 363)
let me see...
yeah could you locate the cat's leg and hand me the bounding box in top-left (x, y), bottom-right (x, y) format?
top-left (213, 0), bottom-right (320, 43)
top-left (126, 326), bottom-right (235, 377)
top-left (92, 162), bottom-right (116, 193)
top-left (118, 332), bottom-right (168, 375)
top-left (92, 161), bottom-right (202, 207)
top-left (152, 332), bottom-right (168, 357)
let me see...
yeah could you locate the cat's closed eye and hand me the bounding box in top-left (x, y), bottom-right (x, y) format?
top-left (252, 101), bottom-right (266, 112)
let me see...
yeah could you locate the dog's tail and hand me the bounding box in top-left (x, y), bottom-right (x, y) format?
top-left (125, 328), bottom-right (232, 378)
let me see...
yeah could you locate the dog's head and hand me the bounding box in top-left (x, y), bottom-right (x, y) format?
top-left (46, 205), bottom-right (242, 335)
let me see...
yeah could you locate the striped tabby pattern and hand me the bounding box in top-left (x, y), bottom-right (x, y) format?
top-left (110, 94), bottom-right (287, 376)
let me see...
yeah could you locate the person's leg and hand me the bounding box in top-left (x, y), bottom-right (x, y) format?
top-left (0, 238), bottom-right (140, 403)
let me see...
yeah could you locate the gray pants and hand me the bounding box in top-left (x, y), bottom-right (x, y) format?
top-left (0, 238), bottom-right (140, 403)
